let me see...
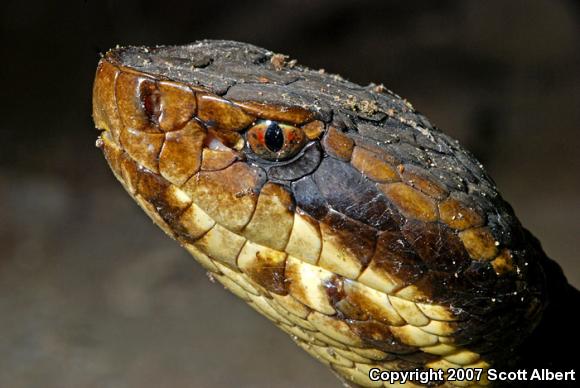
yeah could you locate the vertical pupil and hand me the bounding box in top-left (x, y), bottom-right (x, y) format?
top-left (265, 122), bottom-right (284, 152)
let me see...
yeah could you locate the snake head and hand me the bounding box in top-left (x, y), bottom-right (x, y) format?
top-left (93, 40), bottom-right (548, 379)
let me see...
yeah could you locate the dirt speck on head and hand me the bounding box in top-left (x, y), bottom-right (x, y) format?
top-left (339, 95), bottom-right (379, 115)
top-left (270, 53), bottom-right (289, 71)
top-left (373, 84), bottom-right (386, 93)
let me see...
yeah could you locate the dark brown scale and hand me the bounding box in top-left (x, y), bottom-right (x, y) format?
top-left (119, 154), bottom-right (141, 192)
top-left (390, 142), bottom-right (433, 169)
top-left (408, 271), bottom-right (470, 305)
top-left (334, 299), bottom-right (369, 321)
top-left (322, 275), bottom-right (346, 307)
top-left (371, 230), bottom-right (426, 285)
top-left (313, 157), bottom-right (402, 231)
top-left (321, 210), bottom-right (378, 269)
top-left (401, 220), bottom-right (471, 273)
top-left (291, 175), bottom-right (330, 219)
top-left (431, 168), bottom-right (467, 193)
top-left (462, 261), bottom-right (503, 291)
top-left (136, 168), bottom-right (190, 225)
top-left (245, 256), bottom-right (288, 296)
top-left (346, 320), bottom-right (417, 355)
top-left (428, 152), bottom-right (479, 185)
top-left (376, 117), bottom-right (417, 144)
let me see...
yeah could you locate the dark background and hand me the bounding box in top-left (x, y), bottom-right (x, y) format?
top-left (1, 1), bottom-right (579, 387)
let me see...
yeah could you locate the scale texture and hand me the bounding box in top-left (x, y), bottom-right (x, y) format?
top-left (92, 40), bottom-right (548, 387)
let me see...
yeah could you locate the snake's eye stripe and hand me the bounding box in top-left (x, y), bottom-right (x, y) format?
top-left (247, 120), bottom-right (306, 161)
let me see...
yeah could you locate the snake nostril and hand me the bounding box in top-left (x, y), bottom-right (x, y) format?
top-left (141, 84), bottom-right (161, 123)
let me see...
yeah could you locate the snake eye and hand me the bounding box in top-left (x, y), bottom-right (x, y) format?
top-left (247, 120), bottom-right (306, 161)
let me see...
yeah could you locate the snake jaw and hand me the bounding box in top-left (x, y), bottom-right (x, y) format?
top-left (93, 41), bottom-right (548, 387)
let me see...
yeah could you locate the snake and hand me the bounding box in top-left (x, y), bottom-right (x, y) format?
top-left (92, 40), bottom-right (551, 387)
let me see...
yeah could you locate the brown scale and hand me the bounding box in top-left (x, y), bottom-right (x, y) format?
top-left (349, 133), bottom-right (403, 167)
top-left (197, 94), bottom-right (255, 131)
top-left (351, 146), bottom-right (399, 183)
top-left (380, 182), bottom-right (439, 223)
top-left (115, 72), bottom-right (160, 133)
top-left (158, 121), bottom-right (205, 186)
top-left (459, 227), bottom-right (498, 261)
top-left (438, 194), bottom-right (485, 231)
top-left (398, 164), bottom-right (449, 200)
top-left (93, 41), bottom-right (552, 388)
top-left (119, 127), bottom-right (164, 173)
top-left (301, 120), bottom-right (325, 140)
top-left (242, 182), bottom-right (295, 251)
top-left (182, 162), bottom-right (266, 232)
top-left (238, 242), bottom-right (288, 295)
top-left (233, 100), bottom-right (313, 124)
top-left (200, 148), bottom-right (239, 171)
top-left (93, 61), bottom-right (122, 141)
top-left (157, 80), bottom-right (197, 132)
top-left (323, 126), bottom-right (355, 161)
